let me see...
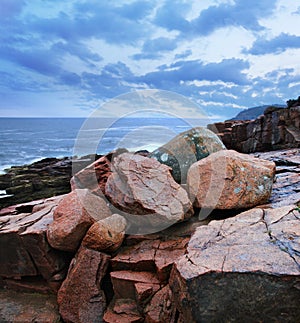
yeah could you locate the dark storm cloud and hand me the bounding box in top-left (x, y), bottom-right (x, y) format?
top-left (245, 33), bottom-right (300, 55)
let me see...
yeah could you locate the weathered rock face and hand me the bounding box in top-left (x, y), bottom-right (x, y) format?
top-left (105, 153), bottom-right (193, 234)
top-left (82, 214), bottom-right (127, 253)
top-left (47, 189), bottom-right (112, 252)
top-left (1, 147), bottom-right (299, 322)
top-left (0, 196), bottom-right (71, 293)
top-left (170, 204), bottom-right (300, 322)
top-left (187, 150), bottom-right (276, 210)
top-left (104, 236), bottom-right (189, 322)
top-left (150, 127), bottom-right (225, 183)
top-left (208, 106), bottom-right (300, 153)
top-left (57, 246), bottom-right (110, 323)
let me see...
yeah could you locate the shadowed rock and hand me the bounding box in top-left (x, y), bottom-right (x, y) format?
top-left (170, 204), bottom-right (300, 322)
top-left (57, 246), bottom-right (110, 323)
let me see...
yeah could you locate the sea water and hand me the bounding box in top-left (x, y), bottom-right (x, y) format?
top-left (0, 117), bottom-right (208, 173)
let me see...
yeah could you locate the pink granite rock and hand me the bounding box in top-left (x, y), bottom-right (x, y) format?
top-left (105, 153), bottom-right (193, 234)
top-left (187, 150), bottom-right (276, 210)
top-left (47, 189), bottom-right (111, 252)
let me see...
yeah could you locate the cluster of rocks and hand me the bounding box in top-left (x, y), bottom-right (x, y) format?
top-left (1, 127), bottom-right (299, 322)
top-left (208, 105), bottom-right (300, 153)
top-left (0, 155), bottom-right (100, 208)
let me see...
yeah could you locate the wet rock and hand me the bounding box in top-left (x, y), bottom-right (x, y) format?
top-left (0, 157), bottom-right (73, 208)
top-left (82, 213), bottom-right (127, 253)
top-left (170, 204), bottom-right (300, 322)
top-left (188, 150), bottom-right (276, 210)
top-left (105, 153), bottom-right (193, 234)
top-left (253, 149), bottom-right (300, 207)
top-left (57, 246), bottom-right (110, 323)
top-left (150, 127), bottom-right (225, 183)
top-left (47, 189), bottom-right (111, 252)
top-left (0, 289), bottom-right (61, 323)
top-left (0, 196), bottom-right (70, 291)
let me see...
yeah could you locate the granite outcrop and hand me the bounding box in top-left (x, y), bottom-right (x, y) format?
top-left (0, 131), bottom-right (299, 322)
top-left (208, 105), bottom-right (300, 153)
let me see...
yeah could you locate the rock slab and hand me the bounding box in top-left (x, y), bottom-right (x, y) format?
top-left (0, 196), bottom-right (70, 291)
top-left (57, 246), bottom-right (110, 323)
top-left (188, 149), bottom-right (276, 210)
top-left (170, 204), bottom-right (300, 322)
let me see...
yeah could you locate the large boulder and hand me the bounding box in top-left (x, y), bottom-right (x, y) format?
top-left (105, 153), bottom-right (193, 234)
top-left (150, 127), bottom-right (225, 183)
top-left (187, 149), bottom-right (276, 210)
top-left (57, 246), bottom-right (110, 323)
top-left (170, 204), bottom-right (300, 322)
top-left (82, 214), bottom-right (127, 253)
top-left (47, 189), bottom-right (112, 252)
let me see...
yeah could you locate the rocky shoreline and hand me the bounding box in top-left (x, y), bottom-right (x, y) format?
top-left (0, 106), bottom-right (299, 322)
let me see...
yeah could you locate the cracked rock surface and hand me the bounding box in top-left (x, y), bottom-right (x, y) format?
top-left (105, 153), bottom-right (193, 234)
top-left (170, 204), bottom-right (300, 322)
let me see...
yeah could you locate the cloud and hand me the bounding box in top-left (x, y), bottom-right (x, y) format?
top-left (139, 58), bottom-right (250, 87)
top-left (30, 1), bottom-right (153, 45)
top-left (245, 33), bottom-right (300, 55)
top-left (174, 50), bottom-right (192, 60)
top-left (0, 0), bottom-right (25, 20)
top-left (154, 0), bottom-right (278, 36)
top-left (52, 41), bottom-right (103, 65)
top-left (132, 37), bottom-right (178, 60)
top-left (154, 0), bottom-right (191, 32)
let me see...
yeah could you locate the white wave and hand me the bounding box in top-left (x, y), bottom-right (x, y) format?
top-left (128, 143), bottom-right (162, 153)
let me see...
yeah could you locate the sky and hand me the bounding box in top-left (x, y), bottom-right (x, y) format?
top-left (1, 0), bottom-right (300, 120)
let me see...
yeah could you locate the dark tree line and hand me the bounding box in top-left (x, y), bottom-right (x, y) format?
top-left (287, 96), bottom-right (300, 108)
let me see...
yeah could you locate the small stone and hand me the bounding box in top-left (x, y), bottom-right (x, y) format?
top-left (82, 214), bottom-right (127, 253)
top-left (47, 189), bottom-right (112, 252)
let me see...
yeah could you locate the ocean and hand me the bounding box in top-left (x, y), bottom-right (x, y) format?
top-left (0, 117), bottom-right (209, 173)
